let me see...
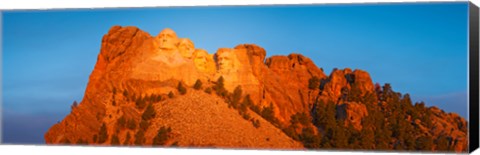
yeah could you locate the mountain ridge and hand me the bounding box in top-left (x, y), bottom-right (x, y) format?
top-left (45, 25), bottom-right (468, 153)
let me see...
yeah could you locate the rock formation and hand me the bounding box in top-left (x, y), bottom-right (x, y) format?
top-left (177, 38), bottom-right (194, 59)
top-left (336, 102), bottom-right (368, 130)
top-left (192, 49), bottom-right (216, 75)
top-left (45, 26), bottom-right (468, 153)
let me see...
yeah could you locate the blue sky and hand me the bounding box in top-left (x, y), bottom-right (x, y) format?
top-left (1, 2), bottom-right (469, 144)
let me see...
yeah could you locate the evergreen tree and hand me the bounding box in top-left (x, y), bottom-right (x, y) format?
top-left (142, 104), bottom-right (156, 121)
top-left (252, 119), bottom-right (261, 128)
top-left (111, 134), bottom-right (120, 145)
top-left (117, 115), bottom-right (126, 128)
top-left (416, 136), bottom-right (434, 150)
top-left (324, 101), bottom-right (337, 128)
top-left (93, 134), bottom-right (98, 143)
top-left (383, 83), bottom-right (393, 98)
top-left (332, 120), bottom-right (349, 149)
top-left (62, 138), bottom-right (71, 145)
top-left (204, 87), bottom-right (212, 94)
top-left (123, 132), bottom-right (131, 145)
top-left (98, 122), bottom-right (108, 143)
top-left (261, 103), bottom-right (277, 125)
top-left (359, 128), bottom-right (375, 149)
top-left (243, 95), bottom-right (257, 112)
top-left (71, 100), bottom-right (78, 110)
top-left (140, 120), bottom-right (149, 131)
top-left (375, 124), bottom-right (392, 150)
top-left (299, 127), bottom-right (321, 148)
top-left (394, 141), bottom-right (405, 150)
top-left (76, 139), bottom-right (87, 145)
top-left (283, 125), bottom-right (299, 140)
top-left (155, 94), bottom-right (163, 102)
top-left (362, 92), bottom-right (377, 104)
top-left (346, 124), bottom-right (361, 148)
top-left (308, 76), bottom-right (320, 90)
top-left (177, 82), bottom-right (187, 95)
top-left (135, 96), bottom-right (146, 109)
top-left (313, 100), bottom-right (326, 127)
top-left (214, 76), bottom-right (227, 97)
top-left (436, 136), bottom-right (450, 151)
top-left (193, 79), bottom-right (203, 90)
top-left (232, 86), bottom-right (243, 108)
top-left (134, 130), bottom-right (145, 145)
top-left (127, 119), bottom-right (137, 130)
top-left (123, 90), bottom-right (129, 98)
top-left (347, 83), bottom-right (363, 102)
top-left (292, 112), bottom-right (310, 126)
top-left (152, 126), bottom-right (172, 145)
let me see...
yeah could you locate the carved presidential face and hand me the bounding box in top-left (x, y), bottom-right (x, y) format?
top-left (157, 28), bottom-right (178, 50)
top-left (178, 38), bottom-right (194, 59)
top-left (193, 49), bottom-right (209, 70)
top-left (216, 48), bottom-right (236, 73)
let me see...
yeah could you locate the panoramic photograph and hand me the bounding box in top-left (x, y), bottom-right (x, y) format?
top-left (2, 2), bottom-right (470, 153)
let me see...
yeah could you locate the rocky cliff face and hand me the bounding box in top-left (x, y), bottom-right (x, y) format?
top-left (45, 26), bottom-right (468, 153)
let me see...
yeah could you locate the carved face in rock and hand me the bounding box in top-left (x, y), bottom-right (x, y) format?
top-left (193, 49), bottom-right (211, 72)
top-left (177, 38), bottom-right (195, 59)
top-left (156, 28), bottom-right (178, 50)
top-left (216, 48), bottom-right (237, 73)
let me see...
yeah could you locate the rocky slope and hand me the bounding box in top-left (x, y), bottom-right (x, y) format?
top-left (45, 26), bottom-right (468, 153)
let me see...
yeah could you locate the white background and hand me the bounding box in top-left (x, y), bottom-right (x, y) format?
top-left (0, 0), bottom-right (478, 155)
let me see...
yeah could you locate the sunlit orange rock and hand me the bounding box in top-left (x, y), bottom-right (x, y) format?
top-left (177, 38), bottom-right (194, 59)
top-left (45, 26), bottom-right (468, 153)
top-left (336, 102), bottom-right (368, 130)
top-left (193, 48), bottom-right (216, 76)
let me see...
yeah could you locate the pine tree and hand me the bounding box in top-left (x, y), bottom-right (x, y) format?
top-left (123, 132), bottom-right (131, 145)
top-left (117, 115), bottom-right (126, 128)
top-left (308, 76), bottom-right (320, 90)
top-left (313, 100), bottom-right (326, 127)
top-left (215, 76), bottom-right (227, 97)
top-left (243, 94), bottom-right (256, 112)
top-left (142, 104), bottom-right (156, 121)
top-left (261, 103), bottom-right (277, 125)
top-left (177, 82), bottom-right (187, 95)
top-left (111, 134), bottom-right (120, 145)
top-left (152, 126), bottom-right (172, 145)
top-left (71, 100), bottom-right (78, 110)
top-left (324, 101), bottom-right (337, 128)
top-left (416, 136), bottom-right (434, 150)
top-left (348, 83), bottom-right (363, 102)
top-left (97, 122), bottom-right (108, 143)
top-left (348, 126), bottom-right (362, 149)
top-left (299, 127), bottom-right (321, 148)
top-left (93, 134), bottom-right (98, 143)
top-left (332, 120), bottom-right (349, 149)
top-left (297, 112), bottom-right (310, 126)
top-left (436, 136), bottom-right (450, 151)
top-left (193, 79), bottom-right (203, 90)
top-left (134, 130), bottom-right (145, 145)
top-left (135, 96), bottom-right (146, 109)
top-left (127, 119), bottom-right (137, 130)
top-left (232, 86), bottom-right (243, 108)
top-left (359, 128), bottom-right (375, 149)
top-left (62, 138), bottom-right (71, 145)
top-left (204, 87), bottom-right (212, 94)
top-left (76, 139), bottom-right (86, 145)
top-left (140, 120), bottom-right (149, 131)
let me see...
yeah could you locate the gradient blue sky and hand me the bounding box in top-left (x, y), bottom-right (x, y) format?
top-left (1, 2), bottom-right (469, 144)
